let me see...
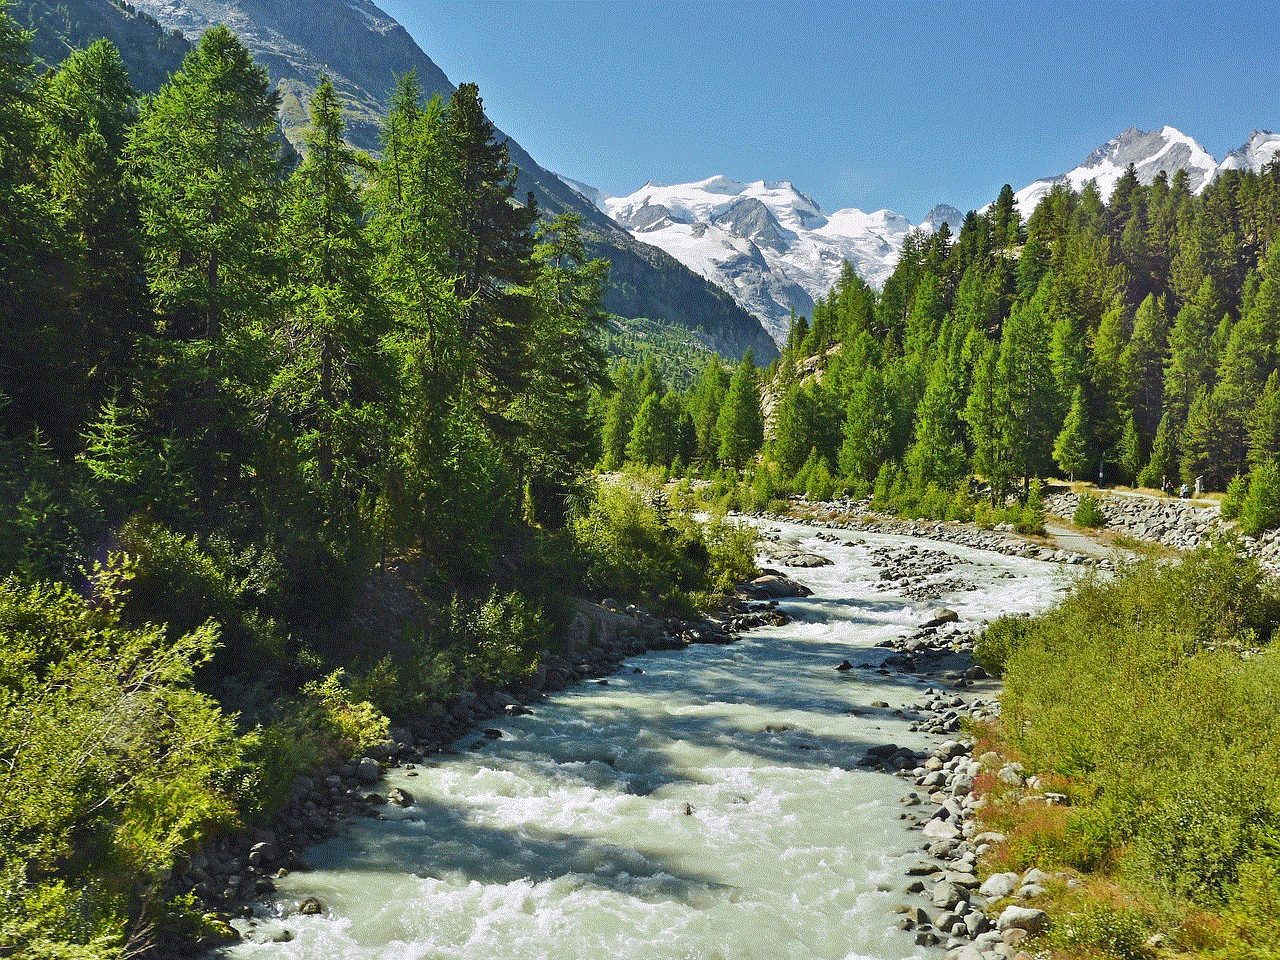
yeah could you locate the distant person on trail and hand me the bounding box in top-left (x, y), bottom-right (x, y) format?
top-left (1161, 475), bottom-right (1170, 495)
top-left (1180, 482), bottom-right (1189, 499)
top-left (1098, 463), bottom-right (1104, 489)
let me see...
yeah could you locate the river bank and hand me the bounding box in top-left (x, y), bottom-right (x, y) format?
top-left (161, 594), bottom-right (801, 956)
top-left (193, 516), bottom-right (1071, 960)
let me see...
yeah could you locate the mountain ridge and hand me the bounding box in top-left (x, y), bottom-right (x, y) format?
top-left (99, 0), bottom-right (779, 361)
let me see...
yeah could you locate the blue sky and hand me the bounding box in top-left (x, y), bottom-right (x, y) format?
top-left (378, 1), bottom-right (1279, 222)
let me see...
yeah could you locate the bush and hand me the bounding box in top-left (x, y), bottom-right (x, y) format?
top-left (1073, 493), bottom-right (1108, 528)
top-left (1240, 462), bottom-right (1280, 536)
top-left (0, 563), bottom-right (245, 956)
top-left (996, 543), bottom-right (1280, 918)
top-left (568, 482), bottom-right (756, 614)
top-left (1048, 904), bottom-right (1154, 960)
top-left (1221, 473), bottom-right (1248, 521)
top-left (1015, 480), bottom-right (1047, 535)
top-left (975, 613), bottom-right (1034, 677)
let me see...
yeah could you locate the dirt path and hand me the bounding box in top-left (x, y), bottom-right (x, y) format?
top-left (1042, 520), bottom-right (1117, 560)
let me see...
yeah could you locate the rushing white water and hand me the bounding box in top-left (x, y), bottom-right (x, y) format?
top-left (220, 520), bottom-right (1072, 960)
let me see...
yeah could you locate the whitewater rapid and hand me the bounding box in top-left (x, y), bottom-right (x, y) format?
top-left (219, 519), bottom-right (1071, 960)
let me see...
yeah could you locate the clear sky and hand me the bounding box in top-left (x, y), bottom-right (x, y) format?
top-left (377, 0), bottom-right (1279, 223)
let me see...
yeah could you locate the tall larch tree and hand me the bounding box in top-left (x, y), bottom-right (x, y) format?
top-left (127, 25), bottom-right (283, 482)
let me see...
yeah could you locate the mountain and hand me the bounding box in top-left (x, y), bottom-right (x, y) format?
top-left (584, 176), bottom-right (962, 346)
top-left (18, 0), bottom-right (777, 363)
top-left (1216, 130), bottom-right (1280, 175)
top-left (10, 0), bottom-right (191, 92)
top-left (1009, 125), bottom-right (1279, 213)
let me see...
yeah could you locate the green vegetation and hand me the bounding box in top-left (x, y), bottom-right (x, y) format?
top-left (595, 146), bottom-right (1280, 536)
top-left (0, 10), bottom-right (762, 955)
top-left (1073, 492), bottom-right (1108, 528)
top-left (975, 542), bottom-right (1280, 956)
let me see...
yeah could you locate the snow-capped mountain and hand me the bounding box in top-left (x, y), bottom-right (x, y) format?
top-left (572, 176), bottom-right (961, 346)
top-left (1010, 126), bottom-right (1280, 213)
top-left (1216, 130), bottom-right (1280, 175)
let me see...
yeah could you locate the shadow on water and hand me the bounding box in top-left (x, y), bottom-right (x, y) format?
top-left (294, 796), bottom-right (735, 904)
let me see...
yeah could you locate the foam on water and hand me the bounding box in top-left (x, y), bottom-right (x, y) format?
top-left (220, 520), bottom-right (1069, 960)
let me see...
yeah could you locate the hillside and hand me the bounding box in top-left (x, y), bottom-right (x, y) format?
top-left (111, 0), bottom-right (778, 361)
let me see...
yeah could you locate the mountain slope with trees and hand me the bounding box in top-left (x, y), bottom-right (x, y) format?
top-left (13, 0), bottom-right (777, 361)
top-left (0, 9), bottom-right (762, 953)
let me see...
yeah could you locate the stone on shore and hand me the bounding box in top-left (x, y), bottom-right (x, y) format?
top-left (997, 905), bottom-right (1048, 935)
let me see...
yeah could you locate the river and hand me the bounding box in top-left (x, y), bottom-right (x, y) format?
top-left (219, 518), bottom-right (1072, 960)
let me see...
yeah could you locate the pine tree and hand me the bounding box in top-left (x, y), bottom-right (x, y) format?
top-left (127, 25), bottom-right (283, 472)
top-left (272, 77), bottom-right (384, 521)
top-left (838, 368), bottom-right (892, 483)
top-left (997, 286), bottom-right (1058, 499)
top-left (1053, 386), bottom-right (1090, 480)
top-left (1181, 386), bottom-right (1229, 488)
top-left (905, 356), bottom-right (967, 489)
top-left (1248, 370), bottom-right (1280, 471)
top-left (1123, 293), bottom-right (1168, 450)
top-left (626, 392), bottom-right (663, 468)
top-left (690, 355), bottom-right (729, 467)
top-left (717, 353), bottom-right (763, 470)
top-left (36, 40), bottom-right (147, 412)
top-left (515, 212), bottom-right (610, 507)
top-left (1164, 276), bottom-right (1222, 427)
top-left (964, 338), bottom-right (1014, 505)
top-left (441, 82), bottom-right (538, 427)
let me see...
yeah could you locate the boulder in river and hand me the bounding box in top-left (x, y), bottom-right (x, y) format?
top-left (744, 574), bottom-right (812, 599)
top-left (921, 608), bottom-right (959, 629)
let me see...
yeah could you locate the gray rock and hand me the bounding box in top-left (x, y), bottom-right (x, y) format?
top-left (354, 757), bottom-right (381, 784)
top-left (387, 787), bottom-right (414, 807)
top-left (296, 897), bottom-right (324, 916)
top-left (922, 608), bottom-right (960, 628)
top-left (978, 872), bottom-right (1019, 900)
top-left (996, 905), bottom-right (1048, 935)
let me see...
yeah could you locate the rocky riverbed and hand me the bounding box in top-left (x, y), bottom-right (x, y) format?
top-left (160, 595), bottom-right (806, 956)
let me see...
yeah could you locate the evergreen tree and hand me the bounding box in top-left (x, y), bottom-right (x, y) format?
top-left (964, 338), bottom-right (1014, 505)
top-left (1164, 276), bottom-right (1222, 427)
top-left (717, 353), bottom-right (763, 470)
top-left (271, 77), bottom-right (384, 524)
top-left (905, 356), bottom-right (967, 489)
top-left (837, 368), bottom-right (892, 484)
top-left (1248, 370), bottom-right (1280, 471)
top-left (997, 285), bottom-right (1058, 498)
top-left (127, 25), bottom-right (283, 479)
top-left (1123, 293), bottom-right (1168, 449)
top-left (1053, 386), bottom-right (1090, 480)
top-left (1181, 386), bottom-right (1229, 488)
top-left (0, 2), bottom-right (62, 442)
top-left (690, 355), bottom-right (729, 467)
top-left (441, 82), bottom-right (538, 427)
top-left (515, 212), bottom-right (610, 510)
top-left (36, 40), bottom-right (147, 415)
top-left (626, 392), bottom-right (663, 468)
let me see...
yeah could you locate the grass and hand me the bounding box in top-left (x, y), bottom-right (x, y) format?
top-left (970, 543), bottom-right (1280, 958)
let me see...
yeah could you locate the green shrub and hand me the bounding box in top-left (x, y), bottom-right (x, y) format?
top-left (1073, 493), bottom-right (1108, 528)
top-left (1240, 462), bottom-right (1280, 536)
top-left (0, 563), bottom-right (245, 956)
top-left (1048, 904), bottom-right (1154, 960)
top-left (975, 613), bottom-right (1034, 677)
top-left (1221, 473), bottom-right (1248, 521)
top-left (998, 543), bottom-right (1280, 914)
top-left (569, 482), bottom-right (753, 614)
top-left (1015, 480), bottom-right (1047, 535)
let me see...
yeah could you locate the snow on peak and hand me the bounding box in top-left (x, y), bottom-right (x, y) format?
top-left (1217, 130), bottom-right (1280, 175)
top-left (597, 175), bottom-right (930, 346)
top-left (1013, 125), bottom-right (1222, 213)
